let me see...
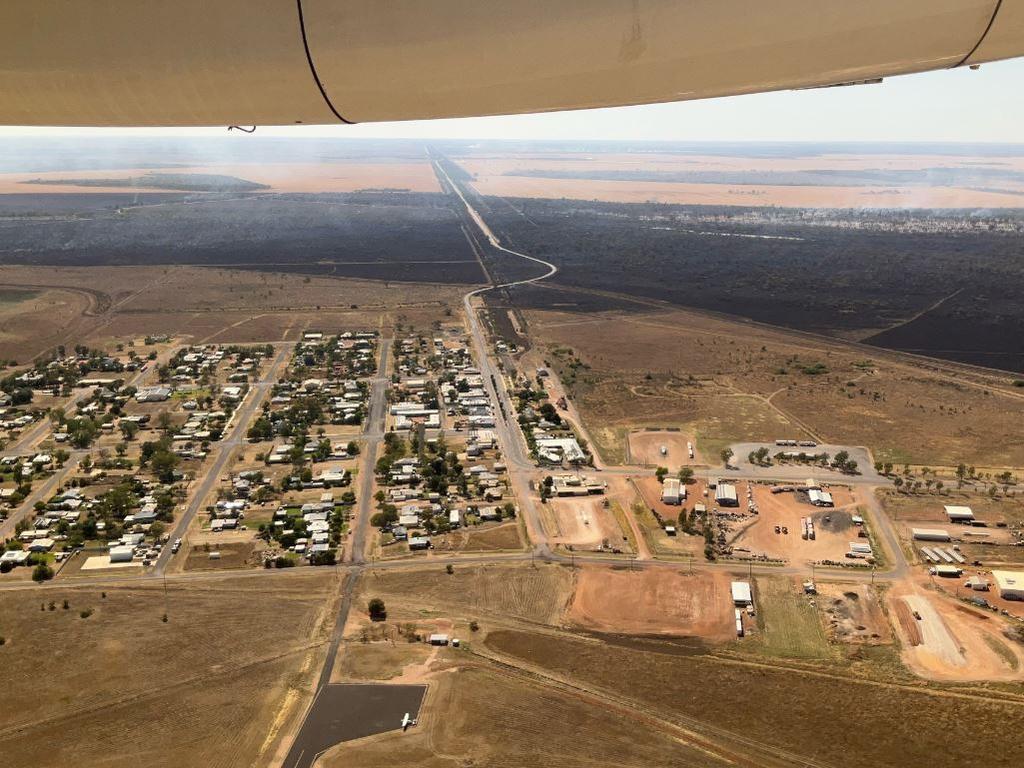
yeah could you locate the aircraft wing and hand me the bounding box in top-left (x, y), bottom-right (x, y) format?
top-left (0, 0), bottom-right (1020, 126)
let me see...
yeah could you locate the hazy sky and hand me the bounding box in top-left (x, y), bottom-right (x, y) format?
top-left (3, 57), bottom-right (1022, 143)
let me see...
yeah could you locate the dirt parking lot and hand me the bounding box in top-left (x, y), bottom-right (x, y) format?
top-left (731, 485), bottom-right (860, 564)
top-left (545, 496), bottom-right (627, 551)
top-left (628, 430), bottom-right (701, 467)
top-left (567, 566), bottom-right (736, 641)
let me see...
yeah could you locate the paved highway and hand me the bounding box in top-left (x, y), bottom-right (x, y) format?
top-left (431, 152), bottom-right (909, 583)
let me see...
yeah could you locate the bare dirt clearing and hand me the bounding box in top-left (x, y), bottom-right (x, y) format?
top-left (817, 584), bottom-right (892, 645)
top-left (890, 588), bottom-right (1024, 682)
top-left (545, 496), bottom-right (626, 551)
top-left (732, 485), bottom-right (859, 564)
top-left (568, 567), bottom-right (735, 641)
top-left (628, 429), bottom-right (701, 467)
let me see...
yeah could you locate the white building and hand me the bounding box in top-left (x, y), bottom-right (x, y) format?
top-left (661, 478), bottom-right (683, 505)
top-left (109, 545), bottom-right (135, 563)
top-left (944, 505), bottom-right (975, 523)
top-left (993, 570), bottom-right (1024, 600)
top-left (808, 488), bottom-right (834, 507)
top-left (912, 528), bottom-right (951, 542)
top-left (731, 581), bottom-right (753, 606)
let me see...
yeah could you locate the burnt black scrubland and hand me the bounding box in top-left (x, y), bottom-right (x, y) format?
top-left (467, 195), bottom-right (1024, 372)
top-left (1, 150), bottom-right (1023, 370)
top-left (0, 191), bottom-right (485, 285)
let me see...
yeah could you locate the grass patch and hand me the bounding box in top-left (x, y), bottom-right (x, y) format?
top-left (983, 634), bottom-right (1019, 671)
top-left (0, 289), bottom-right (40, 307)
top-left (609, 500), bottom-right (637, 553)
top-left (754, 577), bottom-right (830, 659)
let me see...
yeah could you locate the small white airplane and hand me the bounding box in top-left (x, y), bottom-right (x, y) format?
top-left (401, 713), bottom-right (418, 732)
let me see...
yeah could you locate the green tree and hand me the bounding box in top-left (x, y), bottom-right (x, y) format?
top-left (119, 420), bottom-right (140, 441)
top-left (368, 597), bottom-right (387, 621)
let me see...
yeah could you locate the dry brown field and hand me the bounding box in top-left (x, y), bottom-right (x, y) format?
top-left (322, 665), bottom-right (732, 768)
top-left (0, 161), bottom-right (441, 194)
top-left (470, 176), bottom-right (1024, 208)
top-left (0, 265), bottom-right (466, 361)
top-left (0, 286), bottom-right (93, 363)
top-left (184, 541), bottom-right (263, 571)
top-left (484, 626), bottom-right (1024, 768)
top-left (429, 521), bottom-right (525, 553)
top-left (530, 306), bottom-right (1024, 468)
top-left (332, 641), bottom-right (435, 683)
top-left (0, 572), bottom-right (336, 768)
top-left (458, 151), bottom-right (1024, 176)
top-left (357, 562), bottom-right (574, 627)
top-left (460, 151), bottom-right (1024, 208)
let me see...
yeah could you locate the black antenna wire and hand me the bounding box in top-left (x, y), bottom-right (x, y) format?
top-left (297, 0), bottom-right (353, 124)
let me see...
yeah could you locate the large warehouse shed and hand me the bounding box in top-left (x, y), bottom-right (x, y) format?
top-left (716, 483), bottom-right (739, 507)
top-left (993, 571), bottom-right (1024, 601)
top-left (944, 505), bottom-right (975, 523)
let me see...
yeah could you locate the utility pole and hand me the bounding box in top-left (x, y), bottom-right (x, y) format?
top-left (162, 573), bottom-right (169, 622)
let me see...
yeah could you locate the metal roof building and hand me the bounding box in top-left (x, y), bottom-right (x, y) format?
top-left (912, 528), bottom-right (951, 542)
top-left (993, 570), bottom-right (1024, 600)
top-left (716, 483), bottom-right (739, 507)
top-left (731, 581), bottom-right (752, 606)
top-left (944, 505), bottom-right (975, 522)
